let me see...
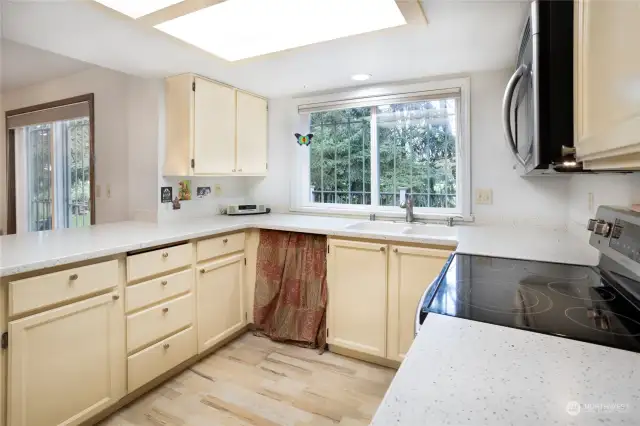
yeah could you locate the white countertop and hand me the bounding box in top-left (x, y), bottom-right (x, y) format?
top-left (372, 314), bottom-right (640, 426)
top-left (0, 213), bottom-right (598, 277)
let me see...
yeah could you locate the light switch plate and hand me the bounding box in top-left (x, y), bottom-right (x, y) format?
top-left (214, 184), bottom-right (222, 196)
top-left (96, 185), bottom-right (101, 198)
top-left (475, 188), bottom-right (493, 205)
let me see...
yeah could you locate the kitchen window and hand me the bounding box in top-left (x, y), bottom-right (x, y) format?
top-left (294, 78), bottom-right (470, 217)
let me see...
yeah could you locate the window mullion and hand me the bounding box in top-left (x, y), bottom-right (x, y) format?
top-left (370, 106), bottom-right (379, 208)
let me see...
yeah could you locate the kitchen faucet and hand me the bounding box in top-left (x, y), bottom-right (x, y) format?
top-left (400, 194), bottom-right (415, 223)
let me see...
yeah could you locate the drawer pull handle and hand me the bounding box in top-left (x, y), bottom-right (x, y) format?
top-left (162, 307), bottom-right (169, 314)
top-left (380, 247), bottom-right (386, 252)
top-left (69, 274), bottom-right (78, 281)
top-left (223, 238), bottom-right (228, 244)
top-left (162, 252), bottom-right (169, 258)
top-left (163, 344), bottom-right (170, 350)
top-left (112, 294), bottom-right (120, 301)
top-left (161, 280), bottom-right (168, 286)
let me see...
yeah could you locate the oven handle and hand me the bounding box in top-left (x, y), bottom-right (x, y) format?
top-left (502, 64), bottom-right (530, 167)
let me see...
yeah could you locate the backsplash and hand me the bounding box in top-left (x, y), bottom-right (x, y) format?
top-left (157, 177), bottom-right (251, 222)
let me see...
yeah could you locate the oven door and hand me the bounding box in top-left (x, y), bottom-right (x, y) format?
top-left (503, 16), bottom-right (538, 173)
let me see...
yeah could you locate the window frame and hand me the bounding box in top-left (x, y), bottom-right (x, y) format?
top-left (290, 78), bottom-right (471, 219)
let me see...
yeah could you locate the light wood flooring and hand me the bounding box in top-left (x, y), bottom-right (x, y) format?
top-left (100, 333), bottom-right (396, 426)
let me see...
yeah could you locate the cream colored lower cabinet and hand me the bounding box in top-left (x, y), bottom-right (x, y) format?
top-left (197, 253), bottom-right (246, 353)
top-left (327, 239), bottom-right (388, 358)
top-left (8, 292), bottom-right (125, 426)
top-left (387, 245), bottom-right (451, 362)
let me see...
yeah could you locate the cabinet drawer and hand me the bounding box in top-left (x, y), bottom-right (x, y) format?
top-left (9, 260), bottom-right (118, 317)
top-left (127, 293), bottom-right (194, 353)
top-left (127, 243), bottom-right (192, 282)
top-left (126, 269), bottom-right (194, 313)
top-left (197, 232), bottom-right (245, 262)
top-left (128, 326), bottom-right (197, 392)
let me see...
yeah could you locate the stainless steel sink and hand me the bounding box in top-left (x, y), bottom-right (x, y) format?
top-left (345, 221), bottom-right (457, 238)
top-left (402, 224), bottom-right (457, 238)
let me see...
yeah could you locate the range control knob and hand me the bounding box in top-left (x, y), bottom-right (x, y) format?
top-left (587, 219), bottom-right (598, 231)
top-left (612, 225), bottom-right (623, 239)
top-left (594, 221), bottom-right (612, 237)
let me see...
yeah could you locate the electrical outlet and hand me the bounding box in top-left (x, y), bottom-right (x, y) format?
top-left (475, 188), bottom-right (493, 205)
top-left (106, 185), bottom-right (112, 199)
top-left (95, 185), bottom-right (101, 198)
top-left (214, 184), bottom-right (222, 196)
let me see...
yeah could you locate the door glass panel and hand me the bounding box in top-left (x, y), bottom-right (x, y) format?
top-left (26, 124), bottom-right (53, 232)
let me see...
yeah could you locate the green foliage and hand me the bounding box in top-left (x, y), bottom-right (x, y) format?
top-left (310, 100), bottom-right (457, 208)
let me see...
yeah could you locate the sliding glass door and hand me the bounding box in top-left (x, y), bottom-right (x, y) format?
top-left (6, 95), bottom-right (94, 234)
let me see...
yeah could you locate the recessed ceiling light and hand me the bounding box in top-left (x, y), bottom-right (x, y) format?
top-left (94, 0), bottom-right (185, 19)
top-left (351, 74), bottom-right (372, 81)
top-left (155, 0), bottom-right (406, 61)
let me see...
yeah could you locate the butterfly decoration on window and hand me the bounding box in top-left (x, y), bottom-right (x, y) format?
top-left (295, 133), bottom-right (313, 146)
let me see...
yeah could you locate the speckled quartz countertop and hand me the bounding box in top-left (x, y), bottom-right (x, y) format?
top-left (372, 314), bottom-right (640, 426)
top-left (0, 213), bottom-right (597, 277)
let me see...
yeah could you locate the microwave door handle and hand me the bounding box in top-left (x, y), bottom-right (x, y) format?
top-left (502, 64), bottom-right (529, 167)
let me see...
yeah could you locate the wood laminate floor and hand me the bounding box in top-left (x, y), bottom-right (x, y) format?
top-left (101, 333), bottom-right (396, 426)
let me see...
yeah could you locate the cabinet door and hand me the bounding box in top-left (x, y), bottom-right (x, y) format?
top-left (575, 0), bottom-right (640, 167)
top-left (236, 91), bottom-right (268, 174)
top-left (8, 292), bottom-right (125, 426)
top-left (197, 253), bottom-right (245, 353)
top-left (387, 246), bottom-right (451, 362)
top-left (193, 78), bottom-right (236, 174)
top-left (327, 239), bottom-right (388, 357)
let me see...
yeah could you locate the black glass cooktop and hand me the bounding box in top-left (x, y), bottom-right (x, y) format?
top-left (423, 254), bottom-right (640, 353)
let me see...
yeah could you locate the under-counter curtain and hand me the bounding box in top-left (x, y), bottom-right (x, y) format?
top-left (253, 230), bottom-right (328, 349)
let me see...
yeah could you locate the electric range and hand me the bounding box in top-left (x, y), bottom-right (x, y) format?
top-left (417, 206), bottom-right (640, 353)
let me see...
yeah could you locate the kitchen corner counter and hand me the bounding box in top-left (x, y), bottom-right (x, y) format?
top-left (372, 313), bottom-right (640, 426)
top-left (0, 214), bottom-right (598, 277)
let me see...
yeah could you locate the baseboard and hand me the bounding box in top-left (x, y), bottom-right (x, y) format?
top-left (81, 326), bottom-right (249, 425)
top-left (328, 345), bottom-right (401, 370)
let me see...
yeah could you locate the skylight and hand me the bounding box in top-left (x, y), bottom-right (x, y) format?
top-left (154, 0), bottom-right (406, 62)
top-left (94, 0), bottom-right (185, 19)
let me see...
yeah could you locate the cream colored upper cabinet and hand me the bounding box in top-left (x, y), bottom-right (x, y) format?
top-left (8, 292), bottom-right (125, 426)
top-left (194, 77), bottom-right (236, 174)
top-left (387, 245), bottom-right (451, 362)
top-left (575, 0), bottom-right (640, 169)
top-left (197, 253), bottom-right (246, 353)
top-left (164, 74), bottom-right (268, 176)
top-left (327, 239), bottom-right (388, 358)
top-left (236, 91), bottom-right (268, 174)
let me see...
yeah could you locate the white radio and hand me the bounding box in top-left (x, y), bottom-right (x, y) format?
top-left (226, 204), bottom-right (269, 216)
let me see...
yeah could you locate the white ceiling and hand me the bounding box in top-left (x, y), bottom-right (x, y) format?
top-left (0, 0), bottom-right (528, 98)
top-left (0, 39), bottom-right (93, 93)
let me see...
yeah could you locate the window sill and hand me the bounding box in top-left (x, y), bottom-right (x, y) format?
top-left (289, 205), bottom-right (474, 223)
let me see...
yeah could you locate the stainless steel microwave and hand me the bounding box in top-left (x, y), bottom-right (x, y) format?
top-left (503, 1), bottom-right (576, 175)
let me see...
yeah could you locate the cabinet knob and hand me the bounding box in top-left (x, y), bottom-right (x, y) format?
top-left (162, 307), bottom-right (169, 314)
top-left (112, 294), bottom-right (120, 301)
top-left (162, 252), bottom-right (169, 258)
top-left (393, 248), bottom-right (398, 253)
top-left (380, 247), bottom-right (386, 252)
top-left (223, 238), bottom-right (228, 244)
top-left (239, 168), bottom-right (243, 172)
top-left (232, 169), bottom-right (236, 172)
top-left (69, 273), bottom-right (78, 281)
top-left (161, 280), bottom-right (168, 286)
top-left (163, 344), bottom-right (170, 350)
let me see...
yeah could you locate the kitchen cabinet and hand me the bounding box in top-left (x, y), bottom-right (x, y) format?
top-left (8, 292), bottom-right (125, 426)
top-left (574, 0), bottom-right (640, 169)
top-left (164, 73), bottom-right (268, 176)
top-left (236, 91), bottom-right (268, 174)
top-left (387, 245), bottom-right (451, 362)
top-left (327, 239), bottom-right (388, 358)
top-left (197, 253), bottom-right (246, 353)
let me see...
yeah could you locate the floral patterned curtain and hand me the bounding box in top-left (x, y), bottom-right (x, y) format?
top-left (253, 230), bottom-right (328, 348)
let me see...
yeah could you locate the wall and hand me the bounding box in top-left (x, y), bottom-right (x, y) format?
top-left (568, 174), bottom-right (640, 239)
top-left (251, 68), bottom-right (572, 228)
top-left (1, 67), bottom-right (130, 225)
